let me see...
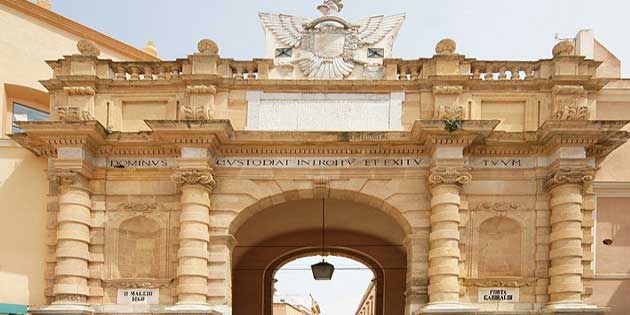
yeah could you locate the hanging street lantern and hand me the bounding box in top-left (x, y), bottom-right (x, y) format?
top-left (311, 260), bottom-right (335, 280)
top-left (311, 199), bottom-right (334, 280)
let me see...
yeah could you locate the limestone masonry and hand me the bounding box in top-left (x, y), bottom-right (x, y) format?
top-left (2, 0), bottom-right (630, 315)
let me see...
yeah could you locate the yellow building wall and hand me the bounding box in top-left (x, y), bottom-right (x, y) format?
top-left (0, 3), bottom-right (137, 307)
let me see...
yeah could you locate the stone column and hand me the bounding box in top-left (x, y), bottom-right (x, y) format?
top-left (49, 170), bottom-right (92, 310)
top-left (425, 166), bottom-right (470, 309)
top-left (172, 169), bottom-right (215, 307)
top-left (546, 167), bottom-right (593, 308)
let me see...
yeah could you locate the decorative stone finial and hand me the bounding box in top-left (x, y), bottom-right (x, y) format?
top-left (197, 39), bottom-right (219, 55)
top-left (435, 38), bottom-right (456, 55)
top-left (76, 39), bottom-right (100, 57)
top-left (143, 40), bottom-right (158, 57)
top-left (552, 40), bottom-right (575, 57)
top-left (317, 0), bottom-right (343, 16)
top-left (36, 0), bottom-right (52, 10)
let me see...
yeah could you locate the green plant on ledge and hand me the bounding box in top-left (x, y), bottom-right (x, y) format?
top-left (444, 118), bottom-right (463, 133)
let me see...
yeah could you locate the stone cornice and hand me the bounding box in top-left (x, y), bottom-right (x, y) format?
top-left (11, 120), bottom-right (629, 164)
top-left (10, 120), bottom-right (107, 157)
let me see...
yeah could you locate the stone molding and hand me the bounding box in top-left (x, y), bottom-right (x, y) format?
top-left (432, 85), bottom-right (463, 95)
top-left (102, 278), bottom-right (174, 289)
top-left (63, 86), bottom-right (96, 96)
top-left (552, 85), bottom-right (585, 96)
top-left (428, 166), bottom-right (472, 187)
top-left (172, 169), bottom-right (216, 190)
top-left (546, 167), bottom-right (595, 190)
top-left (186, 85), bottom-right (217, 95)
top-left (464, 278), bottom-right (536, 288)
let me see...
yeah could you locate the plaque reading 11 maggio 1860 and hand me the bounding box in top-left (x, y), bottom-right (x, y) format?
top-left (117, 289), bottom-right (159, 304)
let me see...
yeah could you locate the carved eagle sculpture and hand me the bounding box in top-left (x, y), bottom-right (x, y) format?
top-left (259, 1), bottom-right (404, 80)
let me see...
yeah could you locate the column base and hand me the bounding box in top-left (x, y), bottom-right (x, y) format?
top-left (543, 302), bottom-right (609, 314)
top-left (165, 303), bottom-right (224, 314)
top-left (418, 302), bottom-right (478, 314)
top-left (30, 304), bottom-right (94, 315)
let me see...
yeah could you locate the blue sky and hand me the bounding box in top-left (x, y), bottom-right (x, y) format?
top-left (50, 0), bottom-right (629, 76)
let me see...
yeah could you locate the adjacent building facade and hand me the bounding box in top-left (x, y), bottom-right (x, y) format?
top-left (3, 0), bottom-right (630, 315)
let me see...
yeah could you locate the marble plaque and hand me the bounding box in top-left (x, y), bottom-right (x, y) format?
top-left (117, 288), bottom-right (159, 304)
top-left (478, 287), bottom-right (519, 303)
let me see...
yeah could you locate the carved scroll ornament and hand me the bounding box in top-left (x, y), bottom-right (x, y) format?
top-left (180, 105), bottom-right (214, 120)
top-left (172, 169), bottom-right (215, 189)
top-left (48, 169), bottom-right (83, 186)
top-left (428, 166), bottom-right (472, 186)
top-left (433, 105), bottom-right (465, 120)
top-left (546, 167), bottom-right (595, 190)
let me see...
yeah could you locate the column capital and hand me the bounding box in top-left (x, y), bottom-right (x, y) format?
top-left (546, 167), bottom-right (595, 191)
top-left (48, 169), bottom-right (90, 188)
top-left (428, 166), bottom-right (472, 187)
top-left (172, 168), bottom-right (216, 190)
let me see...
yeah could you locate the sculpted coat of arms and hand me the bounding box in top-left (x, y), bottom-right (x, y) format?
top-left (259, 0), bottom-right (404, 80)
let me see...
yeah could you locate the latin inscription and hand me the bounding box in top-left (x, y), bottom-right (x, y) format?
top-left (469, 157), bottom-right (534, 169)
top-left (215, 157), bottom-right (426, 169)
top-left (117, 288), bottom-right (159, 304)
top-left (478, 287), bottom-right (519, 303)
top-left (96, 158), bottom-right (176, 169)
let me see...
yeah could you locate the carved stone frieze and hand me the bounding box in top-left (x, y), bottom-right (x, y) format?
top-left (464, 278), bottom-right (536, 288)
top-left (180, 105), bottom-right (214, 120)
top-left (546, 167), bottom-right (595, 190)
top-left (552, 40), bottom-right (574, 57)
top-left (553, 99), bottom-right (590, 120)
top-left (432, 85), bottom-right (463, 95)
top-left (186, 85), bottom-right (217, 95)
top-left (433, 105), bottom-right (465, 120)
top-left (102, 278), bottom-right (174, 289)
top-left (172, 169), bottom-right (216, 189)
top-left (471, 201), bottom-right (524, 213)
top-left (63, 86), bottom-right (96, 96)
top-left (56, 106), bottom-right (94, 121)
top-left (428, 166), bottom-right (472, 187)
top-left (118, 202), bottom-right (158, 213)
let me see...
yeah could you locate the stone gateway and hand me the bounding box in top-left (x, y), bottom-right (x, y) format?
top-left (3, 1), bottom-right (630, 315)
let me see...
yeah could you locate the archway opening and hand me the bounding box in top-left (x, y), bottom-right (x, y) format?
top-left (273, 255), bottom-right (375, 315)
top-left (231, 198), bottom-right (409, 315)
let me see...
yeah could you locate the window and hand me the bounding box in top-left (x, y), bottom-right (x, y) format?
top-left (367, 48), bottom-right (384, 58)
top-left (12, 102), bottom-right (48, 133)
top-left (275, 48), bottom-right (293, 58)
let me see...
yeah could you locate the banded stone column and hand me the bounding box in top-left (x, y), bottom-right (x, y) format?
top-left (172, 169), bottom-right (215, 306)
top-left (426, 166), bottom-right (470, 306)
top-left (49, 170), bottom-right (92, 306)
top-left (546, 167), bottom-right (593, 306)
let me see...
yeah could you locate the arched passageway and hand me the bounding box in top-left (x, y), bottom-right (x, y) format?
top-left (231, 198), bottom-right (409, 315)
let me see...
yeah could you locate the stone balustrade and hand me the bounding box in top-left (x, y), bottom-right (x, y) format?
top-left (470, 61), bottom-right (541, 80)
top-left (219, 59), bottom-right (271, 80)
top-left (110, 61), bottom-right (185, 80)
top-left (384, 59), bottom-right (427, 80)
